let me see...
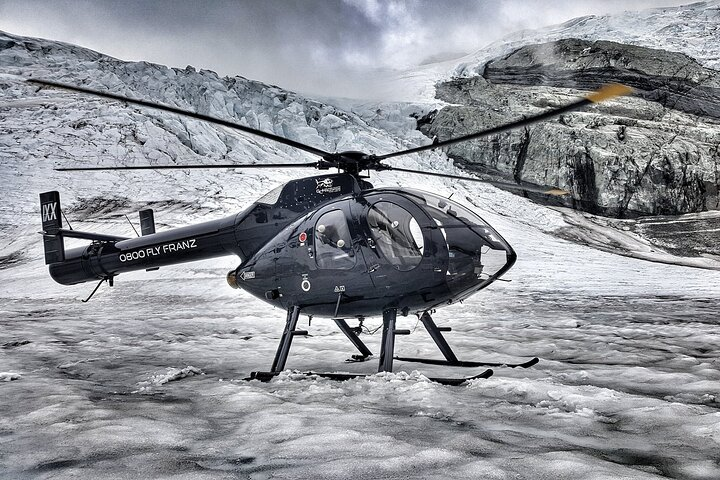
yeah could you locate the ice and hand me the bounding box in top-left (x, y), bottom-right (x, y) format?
top-left (135, 365), bottom-right (205, 391)
top-left (1, 281), bottom-right (720, 478)
top-left (0, 372), bottom-right (21, 381)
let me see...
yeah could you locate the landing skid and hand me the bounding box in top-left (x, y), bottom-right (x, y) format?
top-left (248, 307), bottom-right (537, 385)
top-left (401, 312), bottom-right (539, 369)
top-left (247, 368), bottom-right (494, 386)
top-left (394, 356), bottom-right (539, 369)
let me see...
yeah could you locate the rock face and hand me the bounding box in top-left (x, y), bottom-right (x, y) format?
top-left (422, 39), bottom-right (720, 217)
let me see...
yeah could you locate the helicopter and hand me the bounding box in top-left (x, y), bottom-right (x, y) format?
top-left (31, 78), bottom-right (632, 384)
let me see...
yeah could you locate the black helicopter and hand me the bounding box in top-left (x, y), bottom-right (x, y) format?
top-left (31, 79), bottom-right (631, 384)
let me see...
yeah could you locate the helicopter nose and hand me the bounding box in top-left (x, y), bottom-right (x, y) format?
top-left (226, 270), bottom-right (240, 289)
top-left (440, 228), bottom-right (515, 299)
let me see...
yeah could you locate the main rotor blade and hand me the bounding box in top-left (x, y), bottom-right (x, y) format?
top-left (27, 78), bottom-right (333, 159)
top-left (375, 84), bottom-right (633, 161)
top-left (385, 165), bottom-right (569, 196)
top-left (55, 162), bottom-right (319, 171)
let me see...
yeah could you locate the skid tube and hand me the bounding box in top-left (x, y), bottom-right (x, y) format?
top-left (394, 311), bottom-right (539, 369)
top-left (248, 369), bottom-right (494, 386)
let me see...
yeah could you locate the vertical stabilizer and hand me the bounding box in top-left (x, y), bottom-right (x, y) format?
top-left (139, 209), bottom-right (159, 271)
top-left (139, 209), bottom-right (155, 236)
top-left (39, 191), bottom-right (65, 264)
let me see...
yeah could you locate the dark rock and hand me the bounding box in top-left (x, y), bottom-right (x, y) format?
top-left (423, 39), bottom-right (720, 217)
top-left (483, 39), bottom-right (720, 119)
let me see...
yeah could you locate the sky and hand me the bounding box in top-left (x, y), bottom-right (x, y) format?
top-left (0, 0), bottom-right (697, 98)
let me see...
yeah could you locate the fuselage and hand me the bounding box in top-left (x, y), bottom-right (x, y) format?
top-left (234, 186), bottom-right (516, 317)
top-left (44, 174), bottom-right (515, 318)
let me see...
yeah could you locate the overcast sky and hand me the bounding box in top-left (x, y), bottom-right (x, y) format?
top-left (0, 0), bottom-right (695, 97)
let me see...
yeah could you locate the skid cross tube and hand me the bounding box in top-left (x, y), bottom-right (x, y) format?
top-left (271, 305), bottom-right (304, 372)
top-left (419, 311), bottom-right (459, 364)
top-left (334, 318), bottom-right (373, 358)
top-left (378, 308), bottom-right (398, 372)
top-left (248, 309), bottom-right (513, 383)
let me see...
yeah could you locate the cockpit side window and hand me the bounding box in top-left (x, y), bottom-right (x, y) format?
top-left (367, 202), bottom-right (424, 271)
top-left (315, 209), bottom-right (355, 269)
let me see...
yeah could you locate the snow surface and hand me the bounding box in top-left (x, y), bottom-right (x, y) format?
top-left (2, 249), bottom-right (720, 479)
top-left (2, 4), bottom-right (720, 478)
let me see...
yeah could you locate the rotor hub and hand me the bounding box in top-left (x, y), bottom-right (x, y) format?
top-left (320, 151), bottom-right (384, 176)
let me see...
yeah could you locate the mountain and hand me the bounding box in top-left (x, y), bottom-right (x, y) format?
top-left (416, 0), bottom-right (720, 212)
top-left (423, 38), bottom-right (720, 217)
top-left (454, 1), bottom-right (720, 78)
top-left (0, 29), bottom-right (434, 225)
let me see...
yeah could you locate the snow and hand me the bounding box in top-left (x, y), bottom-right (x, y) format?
top-left (2, 4), bottom-right (720, 478)
top-left (0, 372), bottom-right (22, 381)
top-left (2, 170), bottom-right (719, 479)
top-left (136, 366), bottom-right (205, 391)
top-left (2, 277), bottom-right (719, 478)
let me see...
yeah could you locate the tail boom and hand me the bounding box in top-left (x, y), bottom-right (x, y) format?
top-left (40, 191), bottom-right (242, 285)
top-left (46, 216), bottom-right (241, 285)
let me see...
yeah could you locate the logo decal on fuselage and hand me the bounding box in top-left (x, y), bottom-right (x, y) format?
top-left (42, 202), bottom-right (58, 223)
top-left (118, 238), bottom-right (198, 263)
top-left (301, 273), bottom-right (311, 292)
top-left (239, 271), bottom-right (255, 281)
top-left (315, 178), bottom-right (341, 195)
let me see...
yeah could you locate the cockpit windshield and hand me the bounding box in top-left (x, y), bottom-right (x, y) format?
top-left (401, 189), bottom-right (513, 295)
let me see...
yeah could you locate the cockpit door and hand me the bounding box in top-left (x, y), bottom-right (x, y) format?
top-left (303, 202), bottom-right (375, 317)
top-left (356, 195), bottom-right (447, 297)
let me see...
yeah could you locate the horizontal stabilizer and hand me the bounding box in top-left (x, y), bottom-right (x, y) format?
top-left (55, 228), bottom-right (129, 242)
